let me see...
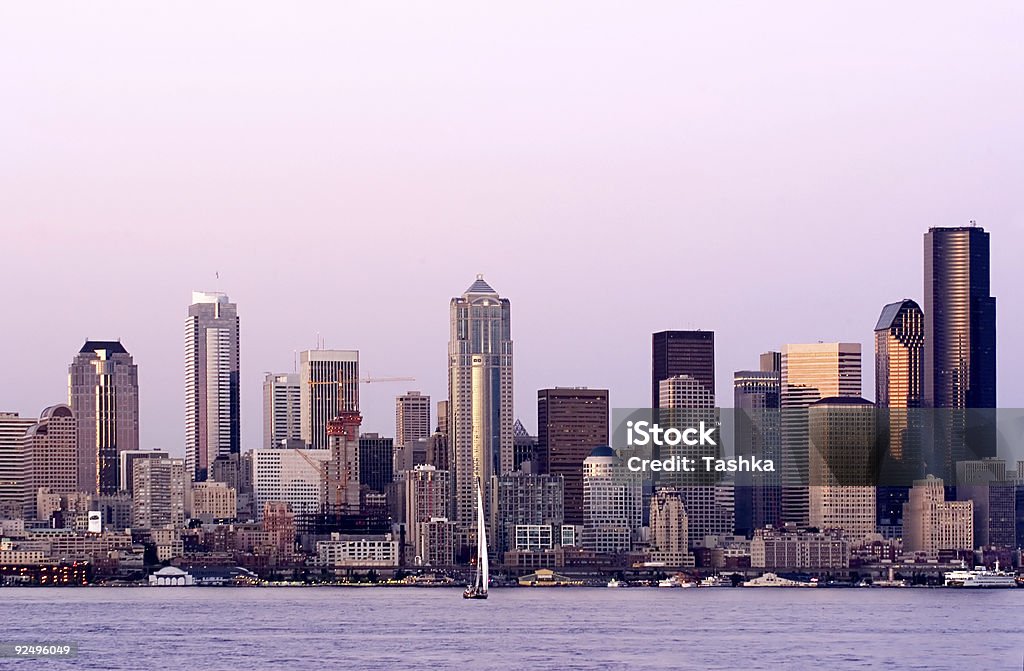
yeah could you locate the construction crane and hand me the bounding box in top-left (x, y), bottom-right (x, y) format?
top-left (305, 375), bottom-right (415, 387)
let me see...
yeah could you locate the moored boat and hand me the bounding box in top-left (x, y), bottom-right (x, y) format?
top-left (944, 560), bottom-right (1017, 588)
top-left (742, 572), bottom-right (818, 588)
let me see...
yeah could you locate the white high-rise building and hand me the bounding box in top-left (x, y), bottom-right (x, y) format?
top-left (396, 391), bottom-right (431, 449)
top-left (658, 374), bottom-right (731, 545)
top-left (131, 456), bottom-right (187, 529)
top-left (780, 342), bottom-right (861, 526)
top-left (264, 373), bottom-right (301, 450)
top-left (300, 350), bottom-right (358, 450)
top-left (448, 276), bottom-right (513, 527)
top-left (185, 291), bottom-right (240, 482)
top-left (582, 446), bottom-right (642, 554)
top-left (252, 448), bottom-right (330, 521)
top-left (0, 413), bottom-right (36, 518)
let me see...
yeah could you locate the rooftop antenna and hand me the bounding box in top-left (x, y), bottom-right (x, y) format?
top-left (969, 219), bottom-right (977, 227)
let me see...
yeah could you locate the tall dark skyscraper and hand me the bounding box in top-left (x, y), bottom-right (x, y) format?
top-left (358, 433), bottom-right (394, 494)
top-left (69, 340), bottom-right (140, 494)
top-left (651, 331), bottom-right (715, 408)
top-left (733, 353), bottom-right (782, 535)
top-left (536, 387), bottom-right (609, 525)
top-left (923, 226), bottom-right (996, 409)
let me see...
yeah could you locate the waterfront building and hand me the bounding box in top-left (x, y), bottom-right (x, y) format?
top-left (902, 476), bottom-right (974, 557)
top-left (750, 525), bottom-right (850, 569)
top-left (415, 517), bottom-right (457, 566)
top-left (955, 459), bottom-right (1016, 549)
top-left (315, 533), bottom-right (398, 568)
top-left (490, 472), bottom-right (564, 557)
top-left (649, 488), bottom-right (695, 566)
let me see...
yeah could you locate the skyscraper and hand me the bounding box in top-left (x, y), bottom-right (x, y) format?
top-left (23, 405), bottom-right (78, 520)
top-left (658, 374), bottom-right (731, 545)
top-left (536, 387), bottom-right (609, 525)
top-left (131, 456), bottom-right (186, 529)
top-left (652, 330), bottom-right (715, 408)
top-left (923, 225), bottom-right (996, 409)
top-left (359, 433), bottom-right (394, 494)
top-left (0, 413), bottom-right (37, 518)
top-left (780, 343), bottom-right (862, 526)
top-left (448, 275), bottom-right (513, 527)
top-left (69, 340), bottom-right (140, 494)
top-left (185, 291), bottom-right (240, 482)
top-left (734, 357), bottom-right (782, 534)
top-left (807, 397), bottom-right (877, 542)
top-left (300, 349), bottom-right (359, 450)
top-left (395, 391), bottom-right (431, 449)
top-left (582, 446), bottom-right (642, 554)
top-left (874, 299), bottom-right (924, 538)
top-left (263, 373), bottom-right (301, 450)
top-left (490, 472), bottom-right (565, 557)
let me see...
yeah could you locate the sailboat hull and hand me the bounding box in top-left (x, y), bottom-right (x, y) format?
top-left (462, 589), bottom-right (488, 600)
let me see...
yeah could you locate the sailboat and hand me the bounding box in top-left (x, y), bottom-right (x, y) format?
top-left (463, 477), bottom-right (489, 600)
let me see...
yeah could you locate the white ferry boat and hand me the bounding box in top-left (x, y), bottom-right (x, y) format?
top-left (742, 572), bottom-right (819, 588)
top-left (943, 561), bottom-right (1017, 588)
top-left (657, 575), bottom-right (694, 588)
top-left (607, 578), bottom-right (625, 588)
top-left (698, 575), bottom-right (731, 588)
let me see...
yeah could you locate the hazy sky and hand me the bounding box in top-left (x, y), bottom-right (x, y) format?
top-left (2, 3), bottom-right (1022, 456)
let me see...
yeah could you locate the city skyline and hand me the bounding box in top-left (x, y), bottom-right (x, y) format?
top-left (0, 228), bottom-right (1017, 458)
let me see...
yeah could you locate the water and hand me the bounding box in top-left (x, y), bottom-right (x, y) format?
top-left (2, 587), bottom-right (1022, 670)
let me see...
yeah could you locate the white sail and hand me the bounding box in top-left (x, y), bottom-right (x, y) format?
top-left (476, 478), bottom-right (489, 593)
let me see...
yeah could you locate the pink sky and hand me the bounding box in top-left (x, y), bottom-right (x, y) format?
top-left (2, 2), bottom-right (1022, 454)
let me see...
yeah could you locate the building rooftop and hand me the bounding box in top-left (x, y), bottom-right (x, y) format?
top-left (465, 274), bottom-right (496, 295)
top-left (874, 299), bottom-right (920, 331)
top-left (79, 340), bottom-right (128, 355)
top-left (810, 396), bottom-right (873, 406)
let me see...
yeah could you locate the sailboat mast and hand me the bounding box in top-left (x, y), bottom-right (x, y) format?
top-left (476, 477), bottom-right (489, 592)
